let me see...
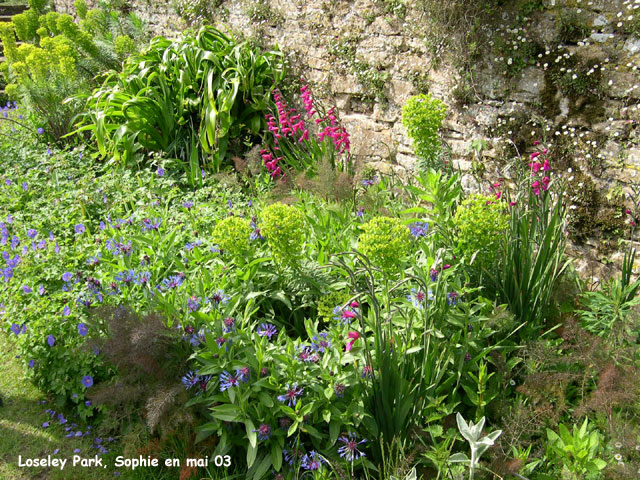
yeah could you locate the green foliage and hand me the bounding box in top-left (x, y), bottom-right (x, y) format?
top-left (578, 248), bottom-right (640, 347)
top-left (545, 419), bottom-right (607, 480)
top-left (74, 0), bottom-right (88, 19)
top-left (212, 216), bottom-right (253, 261)
top-left (260, 203), bottom-right (306, 268)
top-left (488, 186), bottom-right (570, 329)
top-left (73, 26), bottom-right (283, 172)
top-left (0, 1), bottom-right (144, 140)
top-left (28, 0), bottom-right (49, 14)
top-left (453, 194), bottom-right (508, 270)
top-left (556, 9), bottom-right (589, 44)
top-left (401, 94), bottom-right (447, 171)
top-left (358, 216), bottom-right (411, 272)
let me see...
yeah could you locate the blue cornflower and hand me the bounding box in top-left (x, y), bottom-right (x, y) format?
top-left (141, 217), bottom-right (162, 232)
top-left (297, 345), bottom-right (319, 363)
top-left (182, 371), bottom-right (199, 389)
top-left (183, 201), bottom-right (194, 210)
top-left (334, 383), bottom-right (346, 398)
top-left (184, 240), bottom-right (203, 252)
top-left (301, 451), bottom-right (324, 471)
top-left (209, 289), bottom-right (230, 309)
top-left (134, 271), bottom-right (151, 286)
top-left (237, 367), bottom-right (250, 383)
top-left (429, 268), bottom-right (439, 282)
top-left (356, 206), bottom-right (365, 218)
top-left (82, 375), bottom-right (93, 388)
top-left (408, 221), bottom-right (428, 238)
top-left (75, 224), bottom-right (85, 234)
top-left (188, 329), bottom-right (206, 347)
top-left (277, 384), bottom-right (303, 407)
top-left (77, 323), bottom-right (88, 336)
top-left (283, 444), bottom-right (304, 465)
top-left (338, 432), bottom-right (367, 461)
top-left (219, 371), bottom-right (241, 391)
top-left (311, 332), bottom-right (331, 353)
top-left (160, 274), bottom-right (184, 291)
top-left (87, 254), bottom-right (101, 267)
top-left (257, 323), bottom-right (277, 339)
top-left (187, 296), bottom-right (201, 312)
top-left (407, 288), bottom-right (427, 307)
top-left (222, 317), bottom-right (236, 333)
top-left (361, 176), bottom-right (377, 187)
top-left (115, 270), bottom-right (136, 285)
top-left (47, 335), bottom-right (55, 347)
top-left (448, 291), bottom-right (460, 306)
top-left (253, 424), bottom-right (271, 441)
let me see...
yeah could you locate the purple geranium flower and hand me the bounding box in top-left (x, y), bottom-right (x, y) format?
top-left (77, 323), bottom-right (88, 336)
top-left (47, 334), bottom-right (55, 347)
top-left (82, 375), bottom-right (93, 388)
top-left (75, 224), bottom-right (85, 234)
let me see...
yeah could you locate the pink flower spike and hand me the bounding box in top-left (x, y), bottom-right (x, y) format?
top-left (342, 310), bottom-right (356, 320)
top-left (350, 301), bottom-right (359, 308)
top-left (496, 191), bottom-right (502, 200)
top-left (528, 162), bottom-right (542, 173)
top-left (443, 264), bottom-right (451, 270)
top-left (530, 152), bottom-right (541, 160)
top-left (346, 331), bottom-right (361, 352)
top-left (509, 201), bottom-right (517, 206)
top-left (533, 140), bottom-right (540, 146)
top-left (543, 159), bottom-right (550, 171)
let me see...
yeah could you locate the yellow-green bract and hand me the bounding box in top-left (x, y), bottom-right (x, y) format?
top-left (212, 216), bottom-right (252, 259)
top-left (453, 194), bottom-right (509, 268)
top-left (358, 216), bottom-right (411, 272)
top-left (260, 203), bottom-right (306, 267)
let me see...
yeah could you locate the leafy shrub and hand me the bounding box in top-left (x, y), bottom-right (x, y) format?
top-left (74, 26), bottom-right (283, 174)
top-left (212, 216), bottom-right (253, 261)
top-left (401, 93), bottom-right (447, 171)
top-left (358, 216), bottom-right (411, 272)
top-left (545, 419), bottom-right (606, 480)
top-left (261, 203), bottom-right (306, 268)
top-left (0, 2), bottom-right (143, 140)
top-left (578, 248), bottom-right (640, 347)
top-left (454, 194), bottom-right (509, 271)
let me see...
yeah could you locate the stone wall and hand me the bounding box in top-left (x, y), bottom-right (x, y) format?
top-left (52, 0), bottom-right (640, 279)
